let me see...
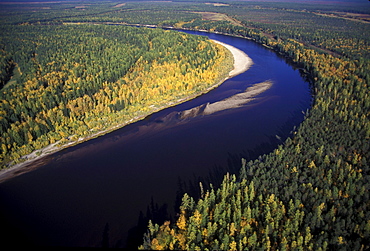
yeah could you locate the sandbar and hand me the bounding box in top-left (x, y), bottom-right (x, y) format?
top-left (212, 39), bottom-right (253, 78)
top-left (0, 38), bottom-right (254, 182)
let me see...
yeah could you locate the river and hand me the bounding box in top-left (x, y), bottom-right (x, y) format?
top-left (0, 30), bottom-right (311, 248)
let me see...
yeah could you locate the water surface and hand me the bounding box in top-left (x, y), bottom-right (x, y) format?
top-left (0, 30), bottom-right (311, 248)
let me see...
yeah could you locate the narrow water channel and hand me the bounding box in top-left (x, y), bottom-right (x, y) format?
top-left (0, 31), bottom-right (311, 248)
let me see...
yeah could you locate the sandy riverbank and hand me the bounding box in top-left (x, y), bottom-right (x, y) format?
top-left (212, 40), bottom-right (253, 78)
top-left (0, 39), bottom-right (253, 182)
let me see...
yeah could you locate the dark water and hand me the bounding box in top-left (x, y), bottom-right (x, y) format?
top-left (0, 31), bottom-right (311, 248)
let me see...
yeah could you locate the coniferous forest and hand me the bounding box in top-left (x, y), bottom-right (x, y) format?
top-left (0, 0), bottom-right (369, 250)
top-left (0, 17), bottom-right (232, 167)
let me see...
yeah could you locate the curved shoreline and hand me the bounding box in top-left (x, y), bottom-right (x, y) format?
top-left (0, 39), bottom-right (253, 183)
top-left (212, 40), bottom-right (253, 78)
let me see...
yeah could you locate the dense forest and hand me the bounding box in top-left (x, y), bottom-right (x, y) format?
top-left (0, 23), bottom-right (232, 168)
top-left (0, 0), bottom-right (369, 250)
top-left (108, 1), bottom-right (368, 250)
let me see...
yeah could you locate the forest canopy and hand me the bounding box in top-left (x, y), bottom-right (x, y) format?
top-left (0, 0), bottom-right (369, 250)
top-left (0, 23), bottom-right (233, 167)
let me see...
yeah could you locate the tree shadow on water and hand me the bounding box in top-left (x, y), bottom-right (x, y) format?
top-left (101, 223), bottom-right (110, 248)
top-left (122, 137), bottom-right (285, 249)
top-left (125, 197), bottom-right (171, 250)
top-left (173, 138), bottom-right (282, 206)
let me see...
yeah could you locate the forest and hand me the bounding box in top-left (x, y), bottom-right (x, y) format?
top-left (0, 22), bottom-right (232, 167)
top-left (0, 0), bottom-right (369, 250)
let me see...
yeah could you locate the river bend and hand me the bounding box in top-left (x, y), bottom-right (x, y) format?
top-left (0, 30), bottom-right (311, 248)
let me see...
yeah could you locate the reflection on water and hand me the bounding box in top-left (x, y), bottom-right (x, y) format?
top-left (0, 31), bottom-right (310, 248)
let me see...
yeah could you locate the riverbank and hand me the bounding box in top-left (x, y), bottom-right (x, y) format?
top-left (0, 39), bottom-right (253, 183)
top-left (212, 40), bottom-right (253, 78)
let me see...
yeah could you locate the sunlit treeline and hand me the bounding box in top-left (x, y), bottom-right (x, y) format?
top-left (0, 24), bottom-right (232, 167)
top-left (138, 4), bottom-right (370, 251)
top-left (0, 1), bottom-right (368, 249)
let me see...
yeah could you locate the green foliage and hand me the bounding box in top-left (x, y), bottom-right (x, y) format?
top-left (0, 23), bottom-right (232, 168)
top-left (0, 49), bottom-right (14, 89)
top-left (0, 1), bottom-right (369, 249)
top-left (227, 4), bottom-right (370, 59)
top-left (130, 2), bottom-right (370, 250)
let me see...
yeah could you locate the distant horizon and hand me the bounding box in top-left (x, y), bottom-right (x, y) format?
top-left (0, 0), bottom-right (367, 2)
top-left (0, 0), bottom-right (368, 9)
top-left (216, 0), bottom-right (368, 4)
